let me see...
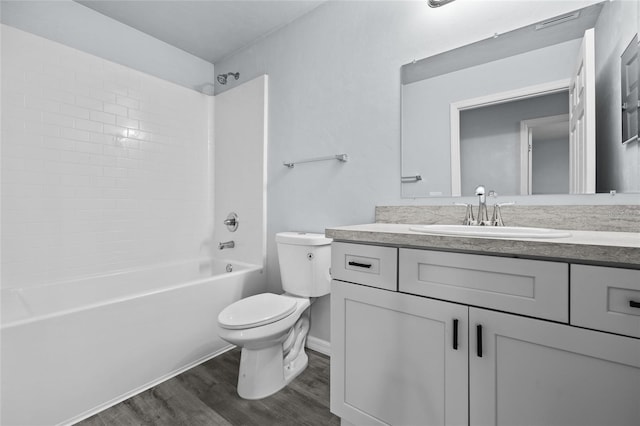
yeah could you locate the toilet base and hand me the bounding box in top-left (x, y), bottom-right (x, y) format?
top-left (237, 345), bottom-right (308, 400)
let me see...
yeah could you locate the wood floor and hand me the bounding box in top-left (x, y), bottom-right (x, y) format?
top-left (77, 348), bottom-right (339, 426)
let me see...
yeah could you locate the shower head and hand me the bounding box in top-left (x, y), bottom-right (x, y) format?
top-left (216, 72), bottom-right (240, 85)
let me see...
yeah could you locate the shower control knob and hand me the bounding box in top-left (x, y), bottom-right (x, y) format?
top-left (224, 212), bottom-right (239, 232)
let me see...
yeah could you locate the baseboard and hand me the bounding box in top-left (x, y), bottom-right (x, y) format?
top-left (306, 336), bottom-right (331, 357)
top-left (62, 345), bottom-right (236, 426)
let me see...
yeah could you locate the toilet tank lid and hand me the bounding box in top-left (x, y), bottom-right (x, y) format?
top-left (276, 232), bottom-right (332, 246)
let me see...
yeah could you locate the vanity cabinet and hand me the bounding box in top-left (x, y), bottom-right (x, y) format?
top-left (470, 308), bottom-right (640, 426)
top-left (330, 242), bottom-right (640, 426)
top-left (330, 280), bottom-right (468, 426)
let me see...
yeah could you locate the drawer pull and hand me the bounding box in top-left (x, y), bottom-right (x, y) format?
top-left (630, 300), bottom-right (640, 309)
top-left (453, 319), bottom-right (459, 350)
top-left (348, 261), bottom-right (372, 269)
top-left (476, 324), bottom-right (483, 358)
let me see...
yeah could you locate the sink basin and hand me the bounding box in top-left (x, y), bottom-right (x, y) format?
top-left (409, 225), bottom-right (572, 239)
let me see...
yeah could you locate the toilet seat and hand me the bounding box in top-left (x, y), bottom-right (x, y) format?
top-left (218, 293), bottom-right (298, 330)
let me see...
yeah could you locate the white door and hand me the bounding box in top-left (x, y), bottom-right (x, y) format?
top-left (569, 28), bottom-right (596, 193)
top-left (331, 280), bottom-right (469, 426)
top-left (470, 308), bottom-right (640, 426)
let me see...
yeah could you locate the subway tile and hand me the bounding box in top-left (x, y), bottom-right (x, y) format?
top-left (60, 103), bottom-right (92, 120)
top-left (2, 158), bottom-right (25, 171)
top-left (89, 132), bottom-right (114, 145)
top-left (43, 136), bottom-right (75, 151)
top-left (5, 105), bottom-right (43, 123)
top-left (75, 95), bottom-right (103, 111)
top-left (75, 72), bottom-right (103, 89)
top-left (116, 95), bottom-right (140, 110)
top-left (75, 141), bottom-right (103, 155)
top-left (74, 118), bottom-right (103, 133)
top-left (116, 116), bottom-right (139, 129)
top-left (89, 110), bottom-right (116, 125)
top-left (43, 88), bottom-right (76, 105)
top-left (2, 25), bottom-right (211, 289)
top-left (24, 121), bottom-right (60, 138)
top-left (3, 91), bottom-right (25, 107)
top-left (25, 95), bottom-right (60, 113)
top-left (43, 111), bottom-right (74, 128)
top-left (89, 88), bottom-right (117, 104)
top-left (104, 102), bottom-right (128, 117)
top-left (103, 81), bottom-right (128, 96)
top-left (60, 127), bottom-right (91, 142)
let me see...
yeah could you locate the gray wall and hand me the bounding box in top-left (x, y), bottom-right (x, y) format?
top-left (532, 136), bottom-right (570, 195)
top-left (213, 0), bottom-right (616, 343)
top-left (594, 0), bottom-right (640, 193)
top-left (459, 92), bottom-right (569, 196)
top-left (0, 0), bottom-right (215, 92)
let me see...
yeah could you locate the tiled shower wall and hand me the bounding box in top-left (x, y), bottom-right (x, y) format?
top-left (1, 25), bottom-right (212, 289)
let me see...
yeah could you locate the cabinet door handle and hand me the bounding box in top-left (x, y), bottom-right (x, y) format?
top-left (453, 319), bottom-right (459, 350)
top-left (476, 324), bottom-right (483, 358)
top-left (630, 300), bottom-right (640, 309)
top-left (347, 261), bottom-right (372, 269)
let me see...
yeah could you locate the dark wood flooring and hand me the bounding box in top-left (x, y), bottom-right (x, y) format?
top-left (76, 348), bottom-right (339, 426)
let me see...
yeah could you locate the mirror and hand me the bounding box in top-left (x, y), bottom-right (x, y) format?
top-left (401, 0), bottom-right (639, 197)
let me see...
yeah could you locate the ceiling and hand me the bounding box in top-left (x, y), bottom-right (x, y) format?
top-left (75, 0), bottom-right (325, 64)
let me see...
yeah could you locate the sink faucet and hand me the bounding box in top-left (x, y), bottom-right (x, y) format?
top-left (475, 185), bottom-right (489, 225)
top-left (219, 240), bottom-right (235, 250)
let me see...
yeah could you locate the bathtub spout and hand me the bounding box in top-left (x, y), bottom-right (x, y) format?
top-left (219, 240), bottom-right (235, 250)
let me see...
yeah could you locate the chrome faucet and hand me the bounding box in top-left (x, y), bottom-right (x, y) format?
top-left (455, 202), bottom-right (475, 225)
top-left (491, 202), bottom-right (515, 226)
top-left (475, 185), bottom-right (489, 225)
top-left (218, 240), bottom-right (235, 250)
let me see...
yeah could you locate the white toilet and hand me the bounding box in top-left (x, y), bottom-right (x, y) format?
top-left (217, 231), bottom-right (332, 400)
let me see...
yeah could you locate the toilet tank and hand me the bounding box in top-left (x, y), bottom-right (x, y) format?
top-left (275, 232), bottom-right (332, 297)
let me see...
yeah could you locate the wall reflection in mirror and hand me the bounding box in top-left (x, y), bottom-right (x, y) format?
top-left (401, 0), bottom-right (639, 198)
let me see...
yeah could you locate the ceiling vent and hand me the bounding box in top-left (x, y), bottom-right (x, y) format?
top-left (535, 11), bottom-right (580, 31)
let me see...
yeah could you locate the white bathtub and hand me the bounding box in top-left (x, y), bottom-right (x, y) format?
top-left (0, 259), bottom-right (266, 426)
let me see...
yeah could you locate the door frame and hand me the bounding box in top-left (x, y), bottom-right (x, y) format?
top-left (449, 79), bottom-right (570, 196)
top-left (519, 114), bottom-right (570, 195)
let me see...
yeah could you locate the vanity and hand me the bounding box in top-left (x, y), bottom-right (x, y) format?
top-left (327, 212), bottom-right (640, 426)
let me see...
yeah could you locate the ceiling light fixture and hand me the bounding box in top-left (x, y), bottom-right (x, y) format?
top-left (428, 0), bottom-right (456, 8)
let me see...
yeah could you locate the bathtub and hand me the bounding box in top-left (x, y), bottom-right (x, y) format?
top-left (0, 259), bottom-right (266, 426)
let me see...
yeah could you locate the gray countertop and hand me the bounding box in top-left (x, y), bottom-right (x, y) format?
top-left (325, 223), bottom-right (640, 268)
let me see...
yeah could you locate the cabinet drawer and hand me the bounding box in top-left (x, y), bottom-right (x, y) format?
top-left (571, 265), bottom-right (640, 338)
top-left (399, 249), bottom-right (568, 322)
top-left (331, 242), bottom-right (397, 291)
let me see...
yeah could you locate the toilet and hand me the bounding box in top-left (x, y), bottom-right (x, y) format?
top-left (217, 231), bottom-right (332, 400)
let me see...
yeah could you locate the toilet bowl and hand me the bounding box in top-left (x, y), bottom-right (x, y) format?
top-left (217, 232), bottom-right (331, 400)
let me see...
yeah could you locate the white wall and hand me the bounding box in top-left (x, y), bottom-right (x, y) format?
top-left (213, 76), bottom-right (268, 267)
top-left (213, 0), bottom-right (608, 343)
top-left (1, 25), bottom-right (212, 289)
top-left (0, 0), bottom-right (215, 92)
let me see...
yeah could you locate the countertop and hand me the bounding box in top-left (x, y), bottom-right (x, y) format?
top-left (325, 223), bottom-right (640, 268)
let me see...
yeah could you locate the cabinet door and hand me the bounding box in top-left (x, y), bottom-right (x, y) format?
top-left (331, 280), bottom-right (468, 426)
top-left (470, 308), bottom-right (640, 426)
